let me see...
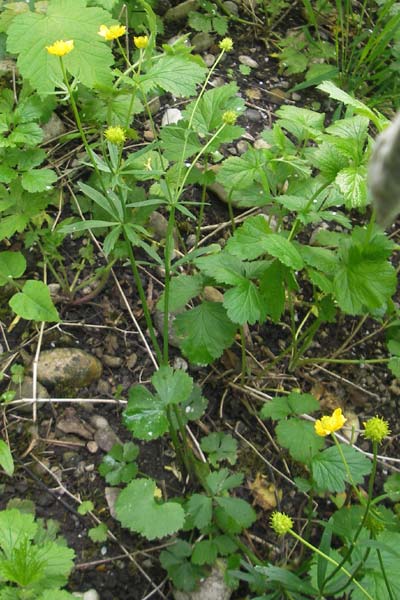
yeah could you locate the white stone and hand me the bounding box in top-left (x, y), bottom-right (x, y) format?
top-left (162, 108), bottom-right (183, 127)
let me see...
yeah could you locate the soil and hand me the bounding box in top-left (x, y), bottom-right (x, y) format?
top-left (1, 4), bottom-right (400, 600)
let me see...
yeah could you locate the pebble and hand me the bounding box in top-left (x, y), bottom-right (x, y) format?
top-left (86, 441), bottom-right (98, 454)
top-left (102, 355), bottom-right (123, 368)
top-left (236, 140), bottom-right (248, 155)
top-left (35, 348), bottom-right (102, 388)
top-left (90, 415), bottom-right (110, 430)
top-left (266, 87), bottom-right (287, 105)
top-left (173, 357), bottom-right (188, 372)
top-left (105, 487), bottom-right (120, 518)
top-left (161, 108), bottom-right (183, 126)
top-left (204, 53), bottom-right (215, 67)
top-left (144, 129), bottom-right (155, 141)
top-left (94, 427), bottom-right (121, 452)
top-left (186, 234), bottom-right (197, 248)
top-left (245, 108), bottom-right (262, 123)
top-left (174, 562), bottom-right (231, 600)
top-left (83, 590), bottom-right (100, 600)
top-left (165, 0), bottom-right (198, 21)
top-left (239, 55), bottom-right (259, 69)
top-left (223, 0), bottom-right (238, 14)
top-left (292, 92), bottom-right (301, 102)
top-left (210, 76), bottom-right (225, 88)
top-left (126, 352), bottom-right (138, 370)
top-left (96, 379), bottom-right (111, 395)
top-left (254, 138), bottom-right (271, 150)
top-left (192, 31), bottom-right (214, 53)
top-left (10, 376), bottom-right (49, 414)
top-left (148, 95), bottom-right (161, 115)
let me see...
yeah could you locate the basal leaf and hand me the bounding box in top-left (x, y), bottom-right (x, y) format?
top-left (139, 55), bottom-right (206, 97)
top-left (0, 440), bottom-right (14, 477)
top-left (226, 215), bottom-right (273, 260)
top-left (151, 365), bottom-right (193, 407)
top-left (214, 497), bottom-right (256, 533)
top-left (223, 280), bottom-right (261, 325)
top-left (0, 251), bottom-right (26, 285)
top-left (159, 124), bottom-right (202, 162)
top-left (9, 280), bottom-right (60, 322)
top-left (123, 385), bottom-right (169, 441)
top-left (192, 540), bottom-right (218, 565)
top-left (276, 418), bottom-right (324, 464)
top-left (276, 105), bottom-right (325, 140)
top-left (21, 169), bottom-right (57, 193)
top-left (116, 479), bottom-right (185, 540)
top-left (259, 260), bottom-right (287, 323)
top-left (7, 0), bottom-right (115, 94)
top-left (185, 82), bottom-right (244, 134)
top-left (217, 148), bottom-right (267, 191)
top-left (260, 392), bottom-right (319, 420)
top-left (174, 302), bottom-right (237, 365)
top-left (186, 494), bottom-right (213, 530)
top-left (157, 274), bottom-right (204, 312)
top-left (335, 166), bottom-right (368, 209)
top-left (261, 234), bottom-right (304, 269)
top-left (0, 509), bottom-right (37, 556)
top-left (195, 252), bottom-right (246, 286)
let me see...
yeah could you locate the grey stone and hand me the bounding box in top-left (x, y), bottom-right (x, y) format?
top-left (239, 55), bottom-right (259, 69)
top-left (83, 591), bottom-right (100, 600)
top-left (35, 348), bottom-right (102, 388)
top-left (192, 32), bottom-right (214, 53)
top-left (105, 487), bottom-right (120, 519)
top-left (245, 108), bottom-right (262, 122)
top-left (236, 140), bottom-right (248, 155)
top-left (223, 0), bottom-right (238, 14)
top-left (10, 376), bottom-right (49, 413)
top-left (174, 562), bottom-right (231, 600)
top-left (162, 108), bottom-right (183, 126)
top-left (165, 0), bottom-right (199, 21)
top-left (204, 53), bottom-right (216, 67)
top-left (153, 310), bottom-right (182, 348)
top-left (94, 427), bottom-right (121, 452)
top-left (42, 113), bottom-right (66, 143)
top-left (102, 355), bottom-right (123, 368)
top-left (90, 415), bottom-right (110, 430)
top-left (56, 408), bottom-right (94, 440)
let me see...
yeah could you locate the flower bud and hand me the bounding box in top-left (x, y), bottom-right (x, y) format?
top-left (363, 416), bottom-right (390, 444)
top-left (134, 35), bottom-right (149, 49)
top-left (270, 511), bottom-right (293, 536)
top-left (219, 37), bottom-right (233, 52)
top-left (104, 125), bottom-right (126, 145)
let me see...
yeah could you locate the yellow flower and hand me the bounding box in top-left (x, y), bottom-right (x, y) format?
top-left (270, 511), bottom-right (293, 536)
top-left (46, 40), bottom-right (74, 57)
top-left (98, 24), bottom-right (126, 41)
top-left (363, 416), bottom-right (390, 444)
top-left (134, 35), bottom-right (149, 49)
top-left (315, 408), bottom-right (346, 437)
top-left (104, 125), bottom-right (126, 145)
top-left (219, 37), bottom-right (233, 52)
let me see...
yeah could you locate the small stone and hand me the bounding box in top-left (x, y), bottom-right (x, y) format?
top-left (161, 108), bottom-right (183, 126)
top-left (223, 0), bottom-right (238, 14)
top-left (102, 355), bottom-right (123, 368)
top-left (173, 357), bottom-right (188, 372)
top-left (292, 92), bottom-right (301, 102)
top-left (245, 108), bottom-right (262, 122)
top-left (186, 234), bottom-right (197, 248)
top-left (254, 138), bottom-right (271, 150)
top-left (144, 129), bottom-right (155, 141)
top-left (94, 427), bottom-right (121, 452)
top-left (266, 87), bottom-right (287, 105)
top-left (204, 53), bottom-right (215, 67)
top-left (148, 96), bottom-right (161, 115)
top-left (82, 589), bottom-right (100, 600)
top-left (96, 379), bottom-right (111, 395)
top-left (90, 415), bottom-right (110, 430)
top-left (48, 283), bottom-right (61, 298)
top-left (42, 113), bottom-right (66, 143)
top-left (105, 487), bottom-right (120, 519)
top-left (239, 55), bottom-right (259, 69)
top-left (126, 352), bottom-right (138, 370)
top-left (57, 408), bottom-right (94, 440)
top-left (192, 32), bottom-right (214, 53)
top-left (173, 561), bottom-right (231, 600)
top-left (9, 376), bottom-right (49, 414)
top-left (245, 87), bottom-right (262, 100)
top-left (236, 140), bottom-right (248, 155)
top-left (35, 348), bottom-right (102, 388)
top-left (153, 310), bottom-right (182, 348)
top-left (203, 286), bottom-right (224, 303)
top-left (87, 441), bottom-right (98, 454)
top-left (63, 451), bottom-right (79, 466)
top-left (165, 0), bottom-right (199, 21)
top-left (210, 76), bottom-right (225, 88)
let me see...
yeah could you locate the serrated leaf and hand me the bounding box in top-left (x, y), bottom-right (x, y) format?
top-left (191, 540), bottom-right (218, 565)
top-left (21, 169), bottom-right (57, 193)
top-left (160, 540), bottom-right (203, 592)
top-left (335, 166), bottom-right (368, 209)
top-left (185, 82), bottom-right (244, 134)
top-left (389, 357), bottom-right (400, 378)
top-left (39, 591), bottom-right (76, 600)
top-left (276, 418), bottom-right (324, 464)
top-left (160, 124), bottom-right (202, 162)
top-left (195, 252), bottom-right (245, 286)
top-left (317, 81), bottom-right (381, 127)
top-left (116, 479), bottom-right (185, 540)
top-left (0, 509), bottom-right (37, 556)
top-left (88, 523), bottom-right (108, 543)
top-left (152, 365), bottom-right (193, 406)
top-left (9, 280), bottom-right (60, 322)
top-left (123, 385), bottom-right (169, 441)
top-left (157, 274), bottom-right (204, 312)
top-left (206, 469), bottom-right (243, 495)
top-left (139, 55), bottom-right (206, 97)
top-left (214, 497), bottom-right (256, 533)
top-left (0, 251), bottom-right (26, 285)
top-left (259, 260), bottom-right (286, 323)
top-left (77, 501), bottom-right (94, 515)
top-left (260, 392), bottom-right (320, 420)
top-left (276, 105), bottom-right (325, 140)
top-left (174, 301), bottom-right (237, 365)
top-left (311, 444), bottom-right (372, 493)
top-left (226, 215), bottom-right (274, 260)
top-left (200, 433), bottom-right (238, 467)
top-left (186, 494), bottom-right (213, 530)
top-left (7, 0), bottom-right (114, 94)
top-left (0, 440), bottom-right (14, 476)
top-left (223, 280), bottom-right (262, 325)
top-left (217, 148), bottom-right (267, 191)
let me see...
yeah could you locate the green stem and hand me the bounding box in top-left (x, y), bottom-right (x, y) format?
top-left (162, 205), bottom-right (176, 364)
top-left (123, 228), bottom-right (162, 362)
top-left (297, 357), bottom-right (389, 366)
top-left (289, 530), bottom-right (374, 600)
top-left (377, 547), bottom-right (395, 600)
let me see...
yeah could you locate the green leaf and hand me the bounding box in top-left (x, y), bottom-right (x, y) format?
top-left (9, 280), bottom-right (60, 322)
top-left (223, 280), bottom-right (261, 325)
top-left (0, 440), bottom-right (13, 476)
top-left (333, 229), bottom-right (397, 315)
top-left (186, 494), bottom-right (213, 530)
top-left (317, 81), bottom-right (383, 128)
top-left (174, 302), bottom-right (237, 365)
top-left (98, 442), bottom-right (139, 485)
top-left (191, 540), bottom-right (218, 565)
top-left (206, 469), bottom-right (243, 495)
top-left (276, 105), bottom-right (325, 140)
top-left (0, 509), bottom-right (37, 556)
top-left (195, 252), bottom-right (245, 286)
top-left (257, 565), bottom-right (318, 596)
top-left (335, 166), bottom-right (368, 209)
top-left (259, 260), bottom-right (287, 323)
top-left (217, 148), bottom-right (267, 191)
top-left (123, 385), bottom-right (169, 441)
top-left (185, 82), bottom-right (244, 135)
top-left (160, 540), bottom-right (204, 592)
top-left (88, 523), bottom-right (108, 543)
top-left (77, 501), bottom-right (94, 515)
top-left (157, 274), bottom-right (204, 312)
top-left (389, 356), bottom-right (400, 378)
top-left (21, 169), bottom-right (57, 193)
top-left (214, 497), bottom-right (256, 533)
top-left (152, 365), bottom-right (193, 407)
top-left (116, 479), bottom-right (185, 540)
top-left (39, 592), bottom-right (76, 600)
top-left (200, 433), bottom-right (238, 468)
top-left (355, 532), bottom-right (400, 600)
top-left (0, 251), bottom-right (26, 285)
top-left (139, 55), bottom-right (206, 97)
top-left (276, 418), bottom-right (324, 464)
top-left (258, 234), bottom-right (304, 269)
top-left (160, 124), bottom-right (202, 162)
top-left (7, 0), bottom-right (115, 94)
top-left (311, 444), bottom-right (372, 493)
top-left (260, 392), bottom-right (320, 421)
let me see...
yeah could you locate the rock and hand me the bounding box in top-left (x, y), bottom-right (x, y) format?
top-left (210, 76), bottom-right (225, 88)
top-left (203, 286), bottom-right (224, 303)
top-left (148, 95), bottom-right (161, 115)
top-left (9, 376), bottom-right (49, 414)
top-left (223, 0), bottom-right (238, 14)
top-left (173, 562), bottom-right (231, 600)
top-left (245, 87), bottom-right (262, 100)
top-left (83, 590), bottom-right (100, 600)
top-left (239, 55), bottom-right (259, 69)
top-left (87, 441), bottom-right (98, 454)
top-left (96, 379), bottom-right (111, 395)
top-left (162, 108), bottom-right (183, 126)
top-left (153, 310), bottom-right (182, 348)
top-left (236, 140), bottom-right (248, 155)
top-left (148, 211), bottom-right (179, 248)
top-left (144, 129), bottom-right (155, 141)
top-left (126, 352), bottom-right (138, 370)
top-left (192, 32), bottom-right (214, 53)
top-left (292, 92), bottom-right (301, 102)
top-left (254, 138), bottom-right (271, 150)
top-left (102, 355), bottom-right (123, 368)
top-left (186, 234), bottom-right (197, 248)
top-left (266, 87), bottom-right (287, 105)
top-left (204, 53), bottom-right (215, 67)
top-left (165, 0), bottom-right (199, 21)
top-left (94, 427), bottom-right (121, 452)
top-left (90, 415), bottom-right (110, 430)
top-left (63, 451), bottom-right (79, 466)
top-left (57, 408), bottom-right (94, 440)
top-left (173, 357), bottom-right (188, 372)
top-left (105, 487), bottom-right (120, 518)
top-left (245, 108), bottom-right (262, 123)
top-left (35, 348), bottom-right (102, 388)
top-left (42, 113), bottom-right (66, 143)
